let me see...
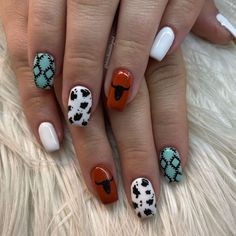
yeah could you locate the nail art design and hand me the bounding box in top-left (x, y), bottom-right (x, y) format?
top-left (107, 68), bottom-right (133, 111)
top-left (216, 14), bottom-right (236, 38)
top-left (33, 53), bottom-right (55, 89)
top-left (91, 166), bottom-right (118, 204)
top-left (131, 178), bottom-right (157, 219)
top-left (68, 86), bottom-right (92, 127)
top-left (38, 122), bottom-right (60, 152)
top-left (150, 27), bottom-right (175, 61)
top-left (160, 147), bottom-right (183, 183)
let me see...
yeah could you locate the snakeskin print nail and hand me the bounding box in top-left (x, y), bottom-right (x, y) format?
top-left (33, 53), bottom-right (55, 89)
top-left (160, 147), bottom-right (183, 183)
top-left (131, 178), bottom-right (157, 218)
top-left (68, 86), bottom-right (92, 127)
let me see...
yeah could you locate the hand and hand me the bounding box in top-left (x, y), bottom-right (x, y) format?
top-left (0, 0), bottom-right (235, 133)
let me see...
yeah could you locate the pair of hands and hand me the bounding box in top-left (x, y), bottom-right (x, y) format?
top-left (1, 0), bottom-right (235, 219)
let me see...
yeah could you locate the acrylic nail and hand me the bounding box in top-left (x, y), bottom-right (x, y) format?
top-left (216, 14), bottom-right (236, 38)
top-left (38, 122), bottom-right (59, 152)
top-left (107, 68), bottom-right (133, 111)
top-left (150, 27), bottom-right (175, 61)
top-left (160, 147), bottom-right (183, 183)
top-left (131, 178), bottom-right (157, 219)
top-left (33, 53), bottom-right (55, 89)
top-left (91, 166), bottom-right (118, 204)
top-left (68, 86), bottom-right (92, 127)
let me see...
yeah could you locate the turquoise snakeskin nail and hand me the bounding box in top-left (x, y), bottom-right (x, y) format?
top-left (33, 53), bottom-right (55, 89)
top-left (160, 147), bottom-right (183, 183)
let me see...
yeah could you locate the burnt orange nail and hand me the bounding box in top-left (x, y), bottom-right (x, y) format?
top-left (91, 166), bottom-right (118, 204)
top-left (107, 68), bottom-right (133, 111)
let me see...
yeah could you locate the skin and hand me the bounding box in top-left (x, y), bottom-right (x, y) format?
top-left (0, 0), bottom-right (234, 212)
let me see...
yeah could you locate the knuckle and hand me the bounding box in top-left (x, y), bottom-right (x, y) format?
top-left (66, 50), bottom-right (100, 72)
top-left (122, 146), bottom-right (151, 162)
top-left (115, 37), bottom-right (146, 57)
top-left (69, 0), bottom-right (114, 9)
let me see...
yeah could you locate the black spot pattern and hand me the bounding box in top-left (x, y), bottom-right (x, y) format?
top-left (141, 179), bottom-right (149, 187)
top-left (146, 199), bottom-right (154, 206)
top-left (144, 209), bottom-right (153, 216)
top-left (146, 190), bottom-right (151, 194)
top-left (74, 113), bottom-right (82, 121)
top-left (80, 102), bottom-right (88, 109)
top-left (133, 185), bottom-right (141, 199)
top-left (81, 89), bottom-right (90, 97)
top-left (132, 202), bottom-right (138, 209)
top-left (70, 91), bottom-right (77, 100)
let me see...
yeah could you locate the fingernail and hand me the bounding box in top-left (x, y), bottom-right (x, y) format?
top-left (91, 166), bottom-right (118, 204)
top-left (216, 14), bottom-right (236, 38)
top-left (33, 53), bottom-right (55, 89)
top-left (160, 147), bottom-right (183, 183)
top-left (150, 27), bottom-right (175, 61)
top-left (38, 122), bottom-right (60, 152)
top-left (107, 68), bottom-right (133, 111)
top-left (68, 86), bottom-right (92, 127)
top-left (131, 178), bottom-right (157, 219)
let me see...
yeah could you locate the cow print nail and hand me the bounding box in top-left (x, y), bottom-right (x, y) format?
top-left (68, 86), bottom-right (92, 127)
top-left (131, 178), bottom-right (157, 219)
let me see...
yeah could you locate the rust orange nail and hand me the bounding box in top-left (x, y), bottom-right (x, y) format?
top-left (91, 166), bottom-right (118, 204)
top-left (107, 68), bottom-right (133, 111)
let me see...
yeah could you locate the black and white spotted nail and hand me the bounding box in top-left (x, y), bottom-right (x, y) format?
top-left (131, 178), bottom-right (157, 219)
top-left (68, 86), bottom-right (92, 127)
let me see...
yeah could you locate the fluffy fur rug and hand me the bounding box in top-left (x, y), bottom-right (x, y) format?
top-left (0, 0), bottom-right (236, 235)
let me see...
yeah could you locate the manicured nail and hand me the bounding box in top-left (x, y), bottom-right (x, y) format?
top-left (107, 68), bottom-right (133, 111)
top-left (33, 53), bottom-right (55, 89)
top-left (68, 86), bottom-right (92, 127)
top-left (216, 14), bottom-right (236, 38)
top-left (160, 147), bottom-right (183, 183)
top-left (91, 166), bottom-right (118, 204)
top-left (38, 122), bottom-right (59, 152)
top-left (131, 178), bottom-right (157, 219)
top-left (150, 27), bottom-right (175, 61)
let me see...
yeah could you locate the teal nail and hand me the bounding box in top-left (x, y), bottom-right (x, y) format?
top-left (33, 53), bottom-right (55, 89)
top-left (160, 147), bottom-right (183, 183)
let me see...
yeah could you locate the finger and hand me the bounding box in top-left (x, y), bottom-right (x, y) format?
top-left (146, 49), bottom-right (188, 183)
top-left (54, 79), bottom-right (118, 204)
top-left (28, 0), bottom-right (66, 89)
top-left (63, 0), bottom-right (119, 127)
top-left (3, 0), bottom-right (63, 152)
top-left (104, 0), bottom-right (168, 111)
top-left (108, 79), bottom-right (159, 218)
top-left (192, 0), bottom-right (236, 44)
top-left (150, 0), bottom-right (205, 61)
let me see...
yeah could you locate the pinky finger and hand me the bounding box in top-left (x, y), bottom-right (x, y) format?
top-left (192, 0), bottom-right (236, 44)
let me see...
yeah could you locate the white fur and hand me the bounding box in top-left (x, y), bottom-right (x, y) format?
top-left (0, 0), bottom-right (236, 235)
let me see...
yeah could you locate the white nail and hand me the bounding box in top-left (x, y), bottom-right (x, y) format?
top-left (150, 27), bottom-right (175, 61)
top-left (38, 122), bottom-right (60, 152)
top-left (131, 178), bottom-right (157, 219)
top-left (216, 14), bottom-right (236, 38)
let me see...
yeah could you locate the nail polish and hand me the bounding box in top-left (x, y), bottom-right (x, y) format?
top-left (91, 166), bottom-right (118, 204)
top-left (107, 68), bottom-right (133, 111)
top-left (160, 147), bottom-right (183, 183)
top-left (131, 178), bottom-right (157, 219)
top-left (68, 86), bottom-right (92, 127)
top-left (216, 14), bottom-right (236, 38)
top-left (150, 27), bottom-right (175, 61)
top-left (38, 122), bottom-right (60, 152)
top-left (33, 53), bottom-right (55, 89)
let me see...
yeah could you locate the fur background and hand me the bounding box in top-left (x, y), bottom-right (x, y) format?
top-left (0, 0), bottom-right (236, 235)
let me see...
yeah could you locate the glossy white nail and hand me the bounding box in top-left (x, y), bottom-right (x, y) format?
top-left (131, 178), bottom-right (157, 219)
top-left (216, 14), bottom-right (236, 38)
top-left (38, 122), bottom-right (60, 152)
top-left (150, 27), bottom-right (175, 61)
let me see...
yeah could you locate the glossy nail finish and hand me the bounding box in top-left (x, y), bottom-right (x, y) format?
top-left (38, 122), bottom-right (59, 152)
top-left (216, 14), bottom-right (236, 38)
top-left (91, 166), bottom-right (118, 204)
top-left (160, 147), bottom-right (183, 183)
top-left (131, 178), bottom-right (157, 219)
top-left (107, 68), bottom-right (133, 111)
top-left (68, 86), bottom-right (92, 127)
top-left (150, 27), bottom-right (175, 61)
top-left (33, 53), bottom-right (55, 89)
